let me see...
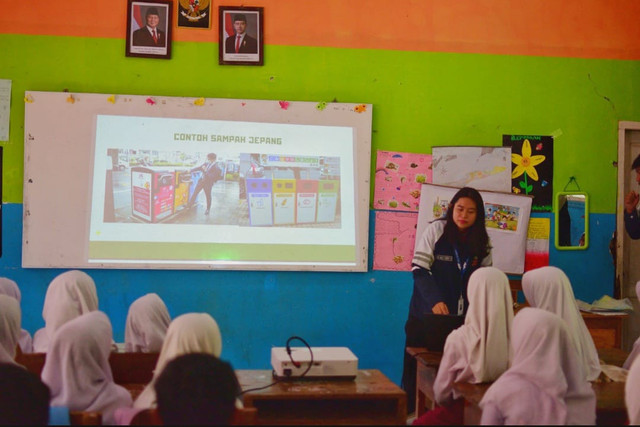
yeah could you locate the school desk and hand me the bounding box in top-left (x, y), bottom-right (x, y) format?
top-left (408, 346), bottom-right (629, 425)
top-left (453, 380), bottom-right (628, 425)
top-left (236, 369), bottom-right (406, 425)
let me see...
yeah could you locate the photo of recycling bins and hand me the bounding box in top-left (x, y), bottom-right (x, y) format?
top-left (103, 149), bottom-right (341, 228)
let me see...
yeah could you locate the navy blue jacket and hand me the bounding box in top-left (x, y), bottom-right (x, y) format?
top-left (625, 209), bottom-right (640, 240)
top-left (409, 235), bottom-right (488, 318)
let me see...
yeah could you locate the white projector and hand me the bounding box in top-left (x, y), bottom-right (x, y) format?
top-left (271, 346), bottom-right (358, 380)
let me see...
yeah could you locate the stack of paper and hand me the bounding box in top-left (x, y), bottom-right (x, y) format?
top-left (576, 295), bottom-right (633, 313)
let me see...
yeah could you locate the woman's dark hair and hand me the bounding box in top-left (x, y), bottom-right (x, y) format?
top-left (441, 187), bottom-right (489, 259)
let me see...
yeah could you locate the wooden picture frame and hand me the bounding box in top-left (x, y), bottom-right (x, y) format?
top-left (126, 0), bottom-right (173, 59)
top-left (219, 6), bottom-right (264, 66)
top-left (177, 0), bottom-right (211, 29)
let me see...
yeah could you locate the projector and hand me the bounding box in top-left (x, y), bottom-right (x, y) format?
top-left (271, 346), bottom-right (358, 380)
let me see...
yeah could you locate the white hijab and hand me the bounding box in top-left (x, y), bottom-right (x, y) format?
top-left (0, 295), bottom-right (21, 365)
top-left (125, 293), bottom-right (171, 353)
top-left (626, 355), bottom-right (640, 424)
top-left (133, 312), bottom-right (222, 409)
top-left (433, 267), bottom-right (513, 404)
top-left (32, 270), bottom-right (99, 353)
top-left (0, 277), bottom-right (32, 353)
top-left (623, 281), bottom-right (640, 369)
top-left (479, 307), bottom-right (596, 425)
top-left (522, 266), bottom-right (601, 381)
top-left (41, 311), bottom-right (132, 425)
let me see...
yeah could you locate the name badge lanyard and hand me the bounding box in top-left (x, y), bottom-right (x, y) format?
top-left (454, 248), bottom-right (469, 315)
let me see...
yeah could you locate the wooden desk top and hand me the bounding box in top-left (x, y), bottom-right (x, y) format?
top-left (406, 347), bottom-right (442, 367)
top-left (15, 351), bottom-right (159, 384)
top-left (237, 369), bottom-right (406, 425)
top-left (597, 347), bottom-right (629, 367)
top-left (237, 369), bottom-right (404, 399)
top-left (454, 380), bottom-right (626, 409)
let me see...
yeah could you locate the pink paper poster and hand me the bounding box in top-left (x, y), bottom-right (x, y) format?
top-left (374, 150), bottom-right (432, 212)
top-left (373, 211), bottom-right (418, 271)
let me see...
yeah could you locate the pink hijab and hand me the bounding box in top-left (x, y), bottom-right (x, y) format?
top-left (41, 311), bottom-right (132, 424)
top-left (623, 281), bottom-right (640, 369)
top-left (433, 267), bottom-right (513, 405)
top-left (626, 352), bottom-right (640, 424)
top-left (124, 293), bottom-right (171, 353)
top-left (522, 266), bottom-right (601, 381)
top-left (480, 307), bottom-right (596, 425)
top-left (0, 295), bottom-right (21, 365)
top-left (0, 278), bottom-right (32, 353)
top-left (32, 270), bottom-right (99, 353)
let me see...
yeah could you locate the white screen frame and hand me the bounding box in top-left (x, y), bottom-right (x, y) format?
top-left (23, 92), bottom-right (372, 271)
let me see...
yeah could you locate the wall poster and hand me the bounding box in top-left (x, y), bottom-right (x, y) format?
top-left (432, 146), bottom-right (511, 192)
top-left (373, 211), bottom-right (418, 271)
top-left (503, 135), bottom-right (553, 212)
top-left (373, 150), bottom-right (431, 212)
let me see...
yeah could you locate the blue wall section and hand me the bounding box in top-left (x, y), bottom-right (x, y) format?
top-left (1, 204), bottom-right (615, 385)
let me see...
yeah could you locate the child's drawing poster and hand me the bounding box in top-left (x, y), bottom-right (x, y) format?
top-left (416, 184), bottom-right (533, 274)
top-left (503, 135), bottom-right (553, 212)
top-left (432, 146), bottom-right (511, 192)
top-left (373, 150), bottom-right (432, 212)
top-left (373, 211), bottom-right (418, 271)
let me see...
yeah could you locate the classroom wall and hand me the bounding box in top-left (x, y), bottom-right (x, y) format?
top-left (1, 1), bottom-right (638, 385)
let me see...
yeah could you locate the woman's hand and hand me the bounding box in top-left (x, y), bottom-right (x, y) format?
top-left (432, 302), bottom-right (449, 314)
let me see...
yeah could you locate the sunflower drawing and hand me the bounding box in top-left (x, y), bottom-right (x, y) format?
top-left (511, 139), bottom-right (545, 195)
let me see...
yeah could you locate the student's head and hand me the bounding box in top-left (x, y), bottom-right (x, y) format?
top-left (155, 353), bottom-right (239, 425)
top-left (145, 7), bottom-right (160, 28)
top-left (233, 14), bottom-right (247, 34)
top-left (207, 153), bottom-right (217, 162)
top-left (442, 187), bottom-right (489, 258)
top-left (632, 154), bottom-right (640, 184)
top-left (0, 363), bottom-right (50, 425)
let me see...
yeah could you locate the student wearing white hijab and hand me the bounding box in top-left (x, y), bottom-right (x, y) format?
top-left (41, 311), bottom-right (132, 425)
top-left (522, 266), bottom-right (601, 381)
top-left (0, 278), bottom-right (32, 353)
top-left (479, 307), bottom-right (596, 425)
top-left (124, 293), bottom-right (171, 353)
top-left (0, 295), bottom-right (22, 365)
top-left (624, 281), bottom-right (640, 370)
top-left (32, 270), bottom-right (99, 353)
top-left (133, 312), bottom-right (223, 410)
top-left (413, 267), bottom-right (513, 425)
top-left (626, 356), bottom-right (640, 424)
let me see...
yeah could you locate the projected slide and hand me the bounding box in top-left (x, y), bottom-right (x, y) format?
top-left (89, 115), bottom-right (356, 266)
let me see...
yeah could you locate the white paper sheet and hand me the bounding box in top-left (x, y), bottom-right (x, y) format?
top-left (0, 79), bottom-right (11, 141)
top-left (432, 146), bottom-right (511, 192)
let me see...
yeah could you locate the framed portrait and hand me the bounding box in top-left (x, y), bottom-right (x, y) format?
top-left (126, 0), bottom-right (173, 59)
top-left (219, 6), bottom-right (264, 66)
top-left (177, 0), bottom-right (211, 29)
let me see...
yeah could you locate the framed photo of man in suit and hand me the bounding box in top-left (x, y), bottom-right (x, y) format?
top-left (126, 0), bottom-right (173, 59)
top-left (219, 6), bottom-right (264, 66)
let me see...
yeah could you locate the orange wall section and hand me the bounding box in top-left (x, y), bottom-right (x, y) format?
top-left (2, 0), bottom-right (640, 60)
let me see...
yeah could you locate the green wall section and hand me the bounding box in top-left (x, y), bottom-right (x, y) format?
top-left (0, 33), bottom-right (635, 385)
top-left (3, 34), bottom-right (640, 211)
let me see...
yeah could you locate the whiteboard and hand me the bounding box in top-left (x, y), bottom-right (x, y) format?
top-left (23, 92), bottom-right (372, 271)
top-left (415, 184), bottom-right (533, 274)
